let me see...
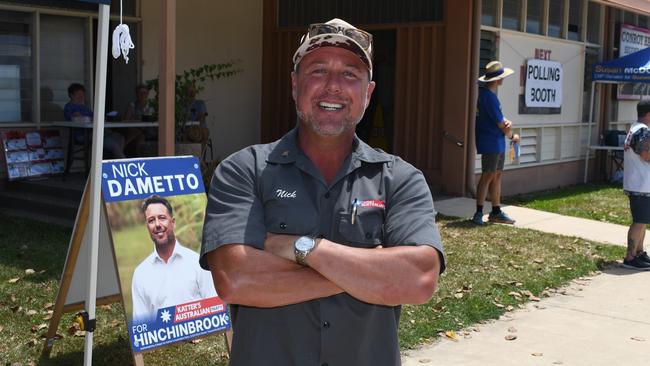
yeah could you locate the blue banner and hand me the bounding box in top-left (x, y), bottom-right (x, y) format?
top-left (101, 156), bottom-right (205, 202)
top-left (593, 46), bottom-right (650, 83)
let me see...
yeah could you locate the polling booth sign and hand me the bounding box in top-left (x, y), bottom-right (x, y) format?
top-left (525, 59), bottom-right (563, 108)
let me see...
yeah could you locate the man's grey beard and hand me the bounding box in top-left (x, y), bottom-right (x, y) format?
top-left (296, 109), bottom-right (361, 136)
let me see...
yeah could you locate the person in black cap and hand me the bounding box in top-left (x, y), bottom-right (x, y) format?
top-left (200, 18), bottom-right (445, 366)
top-left (473, 61), bottom-right (520, 225)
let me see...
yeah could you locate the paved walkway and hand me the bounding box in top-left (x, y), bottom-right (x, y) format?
top-left (401, 197), bottom-right (650, 366)
top-left (433, 197), bottom-right (650, 247)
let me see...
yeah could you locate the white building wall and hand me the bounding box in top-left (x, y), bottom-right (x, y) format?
top-left (141, 0), bottom-right (263, 161)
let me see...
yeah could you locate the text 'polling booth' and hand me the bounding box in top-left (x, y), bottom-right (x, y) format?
top-left (525, 59), bottom-right (563, 108)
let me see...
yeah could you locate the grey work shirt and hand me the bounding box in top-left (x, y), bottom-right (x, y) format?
top-left (201, 127), bottom-right (445, 366)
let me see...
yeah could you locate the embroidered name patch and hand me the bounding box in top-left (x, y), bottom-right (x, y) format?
top-left (276, 189), bottom-right (296, 198)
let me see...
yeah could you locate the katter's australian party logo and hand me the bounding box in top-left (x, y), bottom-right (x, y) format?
top-left (131, 297), bottom-right (230, 352)
top-left (358, 199), bottom-right (385, 209)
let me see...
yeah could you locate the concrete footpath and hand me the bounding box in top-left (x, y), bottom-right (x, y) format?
top-left (401, 197), bottom-right (650, 366)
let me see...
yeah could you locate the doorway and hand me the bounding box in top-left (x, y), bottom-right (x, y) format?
top-left (356, 29), bottom-right (396, 153)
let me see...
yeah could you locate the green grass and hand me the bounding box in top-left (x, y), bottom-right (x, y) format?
top-left (0, 213), bottom-right (623, 364)
top-left (399, 216), bottom-right (623, 348)
top-left (505, 182), bottom-right (631, 226)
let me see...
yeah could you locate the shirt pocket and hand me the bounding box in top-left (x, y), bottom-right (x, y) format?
top-left (263, 199), bottom-right (318, 236)
top-left (337, 210), bottom-right (384, 248)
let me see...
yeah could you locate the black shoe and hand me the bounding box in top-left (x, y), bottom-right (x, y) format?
top-left (637, 251), bottom-right (650, 265)
top-left (622, 256), bottom-right (650, 271)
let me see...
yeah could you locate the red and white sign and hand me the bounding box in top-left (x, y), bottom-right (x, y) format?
top-left (360, 200), bottom-right (385, 209)
top-left (174, 297), bottom-right (226, 323)
top-left (618, 24), bottom-right (650, 100)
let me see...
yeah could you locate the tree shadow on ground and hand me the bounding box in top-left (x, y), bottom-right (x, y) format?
top-left (599, 263), bottom-right (649, 277)
top-left (0, 213), bottom-right (71, 283)
top-left (441, 218), bottom-right (488, 229)
top-left (39, 335), bottom-right (132, 366)
top-left (506, 182), bottom-right (622, 205)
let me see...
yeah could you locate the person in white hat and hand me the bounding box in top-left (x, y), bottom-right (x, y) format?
top-left (473, 61), bottom-right (520, 225)
top-left (200, 18), bottom-right (445, 366)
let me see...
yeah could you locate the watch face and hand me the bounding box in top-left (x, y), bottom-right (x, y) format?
top-left (296, 236), bottom-right (314, 251)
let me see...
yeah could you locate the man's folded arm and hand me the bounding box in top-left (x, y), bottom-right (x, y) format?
top-left (309, 241), bottom-right (440, 306)
top-left (205, 243), bottom-right (342, 308)
top-left (265, 235), bottom-right (440, 306)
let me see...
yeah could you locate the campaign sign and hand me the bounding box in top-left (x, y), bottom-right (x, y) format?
top-left (620, 24), bottom-right (650, 58)
top-left (618, 24), bottom-right (650, 100)
top-left (101, 156), bottom-right (230, 353)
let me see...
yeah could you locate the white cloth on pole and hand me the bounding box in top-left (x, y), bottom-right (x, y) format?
top-left (111, 23), bottom-right (134, 63)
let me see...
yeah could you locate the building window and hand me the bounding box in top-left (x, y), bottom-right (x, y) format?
top-left (0, 10), bottom-right (33, 123)
top-left (526, 0), bottom-right (545, 34)
top-left (480, 30), bottom-right (498, 71)
top-left (0, 6), bottom-right (140, 124)
top-left (567, 0), bottom-right (582, 41)
top-left (2, 0), bottom-right (136, 17)
top-left (40, 14), bottom-right (89, 122)
top-left (482, 0), bottom-right (498, 27)
top-left (502, 0), bottom-right (522, 30)
top-left (623, 10), bottom-right (636, 25)
top-left (586, 2), bottom-right (601, 44)
top-left (548, 0), bottom-right (565, 38)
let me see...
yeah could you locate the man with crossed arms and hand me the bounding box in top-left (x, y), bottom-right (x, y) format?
top-left (201, 18), bottom-right (445, 366)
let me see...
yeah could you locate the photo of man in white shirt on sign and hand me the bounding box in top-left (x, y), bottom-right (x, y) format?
top-left (131, 194), bottom-right (217, 322)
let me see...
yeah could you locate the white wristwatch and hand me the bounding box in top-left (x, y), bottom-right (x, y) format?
top-left (294, 236), bottom-right (317, 266)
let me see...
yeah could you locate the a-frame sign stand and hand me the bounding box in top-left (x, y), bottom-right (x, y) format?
top-left (40, 177), bottom-right (146, 365)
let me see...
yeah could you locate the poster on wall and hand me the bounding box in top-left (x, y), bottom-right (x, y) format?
top-left (101, 156), bottom-right (230, 353)
top-left (618, 24), bottom-right (650, 100)
top-left (1, 130), bottom-right (65, 180)
top-left (525, 59), bottom-right (563, 108)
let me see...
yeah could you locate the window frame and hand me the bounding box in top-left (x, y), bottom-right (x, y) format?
top-left (585, 0), bottom-right (603, 47)
top-left (481, 0), bottom-right (607, 43)
top-left (0, 2), bottom-right (141, 127)
top-left (524, 0), bottom-right (547, 35)
top-left (501, 0), bottom-right (524, 31)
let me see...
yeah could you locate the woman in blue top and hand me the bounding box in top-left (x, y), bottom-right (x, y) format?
top-left (473, 61), bottom-right (520, 225)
